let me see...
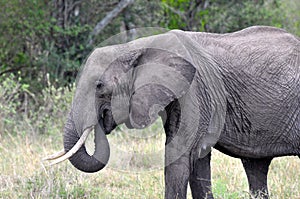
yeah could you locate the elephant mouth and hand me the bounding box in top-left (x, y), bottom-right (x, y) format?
top-left (99, 104), bottom-right (117, 134)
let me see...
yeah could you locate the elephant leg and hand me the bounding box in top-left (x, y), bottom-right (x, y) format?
top-left (163, 100), bottom-right (191, 199)
top-left (189, 152), bottom-right (214, 199)
top-left (241, 157), bottom-right (272, 199)
top-left (165, 150), bottom-right (190, 199)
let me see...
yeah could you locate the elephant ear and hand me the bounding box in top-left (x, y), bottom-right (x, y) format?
top-left (129, 48), bottom-right (196, 129)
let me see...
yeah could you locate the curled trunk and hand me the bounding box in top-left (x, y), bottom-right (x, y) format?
top-left (63, 112), bottom-right (110, 173)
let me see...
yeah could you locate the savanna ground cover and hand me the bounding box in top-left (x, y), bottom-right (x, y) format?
top-left (0, 76), bottom-right (299, 199)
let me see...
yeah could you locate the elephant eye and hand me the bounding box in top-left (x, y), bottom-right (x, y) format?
top-left (96, 80), bottom-right (104, 89)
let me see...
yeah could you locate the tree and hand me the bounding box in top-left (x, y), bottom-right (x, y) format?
top-left (161, 0), bottom-right (209, 31)
top-left (88, 0), bottom-right (135, 45)
top-left (280, 0), bottom-right (300, 36)
top-left (0, 0), bottom-right (297, 94)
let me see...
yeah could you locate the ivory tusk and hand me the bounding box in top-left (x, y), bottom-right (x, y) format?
top-left (44, 126), bottom-right (93, 166)
top-left (42, 149), bottom-right (66, 161)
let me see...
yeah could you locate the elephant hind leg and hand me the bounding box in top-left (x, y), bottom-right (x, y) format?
top-left (241, 157), bottom-right (273, 199)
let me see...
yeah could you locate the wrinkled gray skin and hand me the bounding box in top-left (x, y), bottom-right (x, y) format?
top-left (63, 26), bottom-right (300, 199)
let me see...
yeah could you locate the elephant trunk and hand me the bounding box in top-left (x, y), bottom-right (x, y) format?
top-left (63, 112), bottom-right (110, 173)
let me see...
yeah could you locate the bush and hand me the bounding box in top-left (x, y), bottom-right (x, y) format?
top-left (0, 73), bottom-right (74, 137)
top-left (205, 0), bottom-right (284, 33)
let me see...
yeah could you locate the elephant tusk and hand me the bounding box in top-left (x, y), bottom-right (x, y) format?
top-left (44, 126), bottom-right (93, 166)
top-left (42, 149), bottom-right (66, 161)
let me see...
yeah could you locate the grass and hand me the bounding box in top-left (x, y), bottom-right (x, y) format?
top-left (0, 121), bottom-right (299, 199)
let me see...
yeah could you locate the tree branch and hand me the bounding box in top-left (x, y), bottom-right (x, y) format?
top-left (88, 0), bottom-right (134, 45)
top-left (0, 66), bottom-right (25, 77)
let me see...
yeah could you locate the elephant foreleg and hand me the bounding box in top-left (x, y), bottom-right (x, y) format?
top-left (163, 100), bottom-right (192, 199)
top-left (165, 151), bottom-right (190, 199)
top-left (241, 157), bottom-right (272, 199)
top-left (189, 152), bottom-right (214, 199)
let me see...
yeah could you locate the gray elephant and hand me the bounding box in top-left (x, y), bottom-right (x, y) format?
top-left (45, 26), bottom-right (300, 199)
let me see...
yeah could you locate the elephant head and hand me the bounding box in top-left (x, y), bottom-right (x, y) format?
top-left (44, 30), bottom-right (226, 172)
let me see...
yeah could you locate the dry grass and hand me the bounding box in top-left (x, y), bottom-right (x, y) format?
top-left (211, 151), bottom-right (300, 199)
top-left (0, 122), bottom-right (299, 199)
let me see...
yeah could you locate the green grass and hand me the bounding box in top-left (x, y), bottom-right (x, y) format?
top-left (0, 121), bottom-right (299, 199)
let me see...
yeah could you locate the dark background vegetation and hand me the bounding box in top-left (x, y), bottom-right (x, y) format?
top-left (0, 0), bottom-right (299, 135)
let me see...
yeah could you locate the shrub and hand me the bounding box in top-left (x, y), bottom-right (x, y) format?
top-left (0, 73), bottom-right (74, 137)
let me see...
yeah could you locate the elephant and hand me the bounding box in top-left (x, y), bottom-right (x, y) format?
top-left (45, 26), bottom-right (300, 199)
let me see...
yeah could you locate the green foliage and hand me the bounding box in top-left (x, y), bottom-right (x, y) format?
top-left (0, 0), bottom-right (92, 91)
top-left (206, 0), bottom-right (284, 33)
top-left (280, 0), bottom-right (300, 36)
top-left (1, 0), bottom-right (299, 95)
top-left (161, 0), bottom-right (287, 33)
top-left (161, 0), bottom-right (209, 31)
top-left (0, 73), bottom-right (73, 137)
top-left (161, 0), bottom-right (189, 29)
top-left (0, 0), bottom-right (44, 73)
top-left (0, 74), bottom-right (29, 132)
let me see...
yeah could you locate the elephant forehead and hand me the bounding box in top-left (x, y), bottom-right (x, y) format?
top-left (78, 45), bottom-right (122, 83)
